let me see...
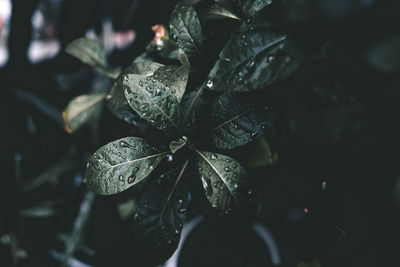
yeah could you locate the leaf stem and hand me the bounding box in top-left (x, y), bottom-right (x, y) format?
top-left (160, 159), bottom-right (190, 222)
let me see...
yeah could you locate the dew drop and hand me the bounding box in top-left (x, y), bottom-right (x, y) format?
top-left (210, 154), bottom-right (217, 160)
top-left (118, 175), bottom-right (124, 182)
top-left (206, 80), bottom-right (213, 88)
top-left (119, 141), bottom-right (132, 148)
top-left (251, 132), bottom-right (258, 138)
top-left (106, 94), bottom-right (112, 99)
top-left (234, 183), bottom-right (238, 189)
top-left (167, 154), bottom-right (174, 162)
top-left (139, 81), bottom-right (143, 87)
top-left (224, 167), bottom-right (231, 172)
top-left (123, 75), bottom-right (129, 82)
top-left (174, 229), bottom-right (180, 234)
top-left (128, 176), bottom-right (136, 184)
top-left (178, 199), bottom-right (183, 204)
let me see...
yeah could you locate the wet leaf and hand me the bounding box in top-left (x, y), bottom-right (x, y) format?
top-left (179, 87), bottom-right (206, 137)
top-left (66, 37), bottom-right (119, 78)
top-left (133, 162), bottom-right (189, 264)
top-left (241, 0), bottom-right (273, 17)
top-left (123, 74), bottom-right (180, 131)
top-left (63, 94), bottom-right (106, 133)
top-left (169, 136), bottom-right (188, 154)
top-left (151, 64), bottom-right (190, 102)
top-left (170, 2), bottom-right (203, 56)
top-left (205, 3), bottom-right (241, 20)
top-left (107, 62), bottom-right (163, 124)
top-left (210, 94), bottom-right (270, 149)
top-left (206, 19), bottom-right (301, 92)
top-left (84, 137), bottom-right (166, 195)
top-left (195, 150), bottom-right (250, 214)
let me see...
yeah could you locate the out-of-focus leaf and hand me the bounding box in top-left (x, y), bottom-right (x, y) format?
top-left (66, 38), bottom-right (119, 78)
top-left (132, 162), bottom-right (190, 265)
top-left (365, 34), bottom-right (400, 74)
top-left (123, 74), bottom-right (180, 131)
top-left (170, 2), bottom-right (203, 56)
top-left (297, 259), bottom-right (321, 267)
top-left (107, 62), bottom-right (163, 124)
top-left (118, 199), bottom-right (137, 220)
top-left (205, 18), bottom-right (301, 92)
top-left (84, 137), bottom-right (166, 195)
top-left (195, 150), bottom-right (251, 215)
top-left (210, 94), bottom-right (272, 149)
top-left (63, 94), bottom-right (106, 133)
top-left (19, 204), bottom-right (56, 218)
top-left (246, 135), bottom-right (275, 167)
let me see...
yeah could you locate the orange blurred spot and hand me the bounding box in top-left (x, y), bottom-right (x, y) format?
top-left (151, 24), bottom-right (166, 43)
top-left (62, 110), bottom-right (72, 134)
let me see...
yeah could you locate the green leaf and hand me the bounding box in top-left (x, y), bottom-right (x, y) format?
top-left (123, 74), bottom-right (180, 131)
top-left (169, 136), bottom-right (188, 154)
top-left (210, 94), bottom-right (271, 149)
top-left (205, 3), bottom-right (241, 20)
top-left (107, 62), bottom-right (163, 123)
top-left (241, 0), bottom-right (273, 17)
top-left (170, 2), bottom-right (203, 56)
top-left (63, 93), bottom-right (106, 133)
top-left (246, 135), bottom-right (275, 167)
top-left (195, 150), bottom-right (250, 214)
top-left (205, 20), bottom-right (301, 92)
top-left (151, 64), bottom-right (190, 103)
top-left (132, 161), bottom-right (190, 264)
top-left (83, 137), bottom-right (166, 195)
top-left (179, 87), bottom-right (206, 137)
top-left (66, 38), bottom-right (119, 78)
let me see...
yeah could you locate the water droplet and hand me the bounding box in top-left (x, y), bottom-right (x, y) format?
top-left (234, 124), bottom-right (239, 129)
top-left (167, 154), bottom-right (174, 162)
top-left (119, 141), bottom-right (132, 148)
top-left (174, 229), bottom-right (180, 234)
top-left (123, 75), bottom-right (129, 82)
top-left (167, 239), bottom-right (172, 244)
top-left (178, 199), bottom-right (183, 204)
top-left (249, 60), bottom-right (255, 68)
top-left (181, 77), bottom-right (186, 81)
top-left (149, 165), bottom-right (154, 170)
top-left (210, 154), bottom-right (217, 160)
top-left (241, 34), bottom-right (246, 39)
top-left (106, 94), bottom-right (112, 99)
top-left (224, 167), bottom-right (231, 172)
top-left (139, 81), bottom-right (143, 87)
top-left (128, 176), bottom-right (136, 184)
top-left (234, 183), bottom-right (238, 189)
top-left (155, 89), bottom-right (161, 95)
top-left (224, 58), bottom-right (231, 62)
top-left (322, 181), bottom-right (327, 190)
top-left (118, 175), bottom-right (124, 182)
top-left (86, 162), bottom-right (90, 168)
top-left (251, 132), bottom-right (258, 138)
top-left (134, 213), bottom-right (139, 220)
top-left (179, 208), bottom-right (186, 213)
top-left (267, 55), bottom-right (275, 62)
top-left (206, 80), bottom-right (213, 88)
top-left (171, 89), bottom-right (176, 94)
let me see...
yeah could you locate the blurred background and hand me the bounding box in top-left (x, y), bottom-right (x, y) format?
top-left (1, 0), bottom-right (400, 267)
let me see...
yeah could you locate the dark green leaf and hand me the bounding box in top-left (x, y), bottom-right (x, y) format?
top-left (205, 20), bottom-right (301, 92)
top-left (170, 2), bottom-right (203, 56)
top-left (169, 136), bottom-right (188, 154)
top-left (210, 94), bottom-right (271, 149)
top-left (179, 87), bottom-right (206, 137)
top-left (195, 150), bottom-right (250, 214)
top-left (146, 38), bottom-right (180, 60)
top-left (107, 62), bottom-right (163, 123)
top-left (133, 162), bottom-right (189, 264)
top-left (66, 37), bottom-right (119, 78)
top-left (63, 94), bottom-right (106, 133)
top-left (178, 48), bottom-right (190, 65)
top-left (151, 64), bottom-right (190, 102)
top-left (84, 137), bottom-right (166, 195)
top-left (205, 3), bottom-right (241, 20)
top-left (241, 0), bottom-right (272, 17)
top-left (123, 74), bottom-right (180, 131)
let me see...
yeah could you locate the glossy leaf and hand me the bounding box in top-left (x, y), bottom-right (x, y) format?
top-left (205, 19), bottom-right (301, 92)
top-left (107, 62), bottom-right (163, 124)
top-left (241, 0), bottom-right (273, 17)
top-left (195, 150), bottom-right (249, 214)
top-left (83, 137), bottom-right (166, 195)
top-left (132, 162), bottom-right (190, 264)
top-left (123, 74), bottom-right (180, 131)
top-left (179, 87), bottom-right (206, 137)
top-left (169, 137), bottom-right (188, 154)
top-left (63, 94), bottom-right (106, 133)
top-left (151, 64), bottom-right (190, 103)
top-left (170, 2), bottom-right (203, 56)
top-left (210, 94), bottom-right (270, 149)
top-left (205, 3), bottom-right (241, 20)
top-left (66, 37), bottom-right (119, 78)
